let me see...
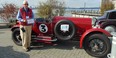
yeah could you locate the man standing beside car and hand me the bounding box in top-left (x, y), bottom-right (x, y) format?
top-left (17, 0), bottom-right (34, 52)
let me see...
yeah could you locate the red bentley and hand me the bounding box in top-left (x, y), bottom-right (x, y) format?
top-left (11, 16), bottom-right (112, 57)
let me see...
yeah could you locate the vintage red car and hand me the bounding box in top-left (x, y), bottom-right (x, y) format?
top-left (11, 16), bottom-right (112, 57)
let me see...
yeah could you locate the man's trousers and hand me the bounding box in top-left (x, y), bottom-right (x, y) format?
top-left (20, 25), bottom-right (32, 49)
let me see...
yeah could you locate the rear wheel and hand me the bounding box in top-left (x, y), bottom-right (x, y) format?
top-left (12, 28), bottom-right (22, 46)
top-left (83, 34), bottom-right (111, 57)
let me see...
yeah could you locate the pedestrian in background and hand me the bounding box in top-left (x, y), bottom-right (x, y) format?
top-left (17, 0), bottom-right (34, 52)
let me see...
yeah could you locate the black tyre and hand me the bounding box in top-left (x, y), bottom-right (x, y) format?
top-left (12, 28), bottom-right (22, 46)
top-left (83, 34), bottom-right (111, 57)
top-left (54, 20), bottom-right (76, 40)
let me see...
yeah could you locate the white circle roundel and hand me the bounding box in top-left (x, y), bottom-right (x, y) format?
top-left (39, 24), bottom-right (48, 33)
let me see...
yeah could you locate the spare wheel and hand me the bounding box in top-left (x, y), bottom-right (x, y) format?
top-left (54, 20), bottom-right (76, 40)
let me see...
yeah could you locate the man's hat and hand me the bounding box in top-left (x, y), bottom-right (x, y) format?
top-left (23, 0), bottom-right (28, 5)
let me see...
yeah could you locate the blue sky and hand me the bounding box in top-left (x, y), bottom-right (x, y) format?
top-left (0, 0), bottom-right (101, 8)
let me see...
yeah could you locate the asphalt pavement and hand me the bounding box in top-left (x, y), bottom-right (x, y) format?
top-left (0, 28), bottom-right (96, 58)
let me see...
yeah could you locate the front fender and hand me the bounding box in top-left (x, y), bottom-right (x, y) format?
top-left (80, 28), bottom-right (112, 48)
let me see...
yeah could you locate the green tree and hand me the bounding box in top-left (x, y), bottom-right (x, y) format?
top-left (37, 3), bottom-right (52, 19)
top-left (101, 1), bottom-right (114, 15)
top-left (37, 0), bottom-right (65, 19)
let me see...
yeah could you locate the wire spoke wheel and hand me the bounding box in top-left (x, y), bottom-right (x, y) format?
top-left (89, 39), bottom-right (105, 54)
top-left (83, 34), bottom-right (111, 57)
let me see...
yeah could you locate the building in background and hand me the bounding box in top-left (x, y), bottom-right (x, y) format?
top-left (111, 0), bottom-right (116, 9)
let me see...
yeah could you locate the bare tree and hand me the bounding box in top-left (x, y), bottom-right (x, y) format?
top-left (0, 3), bottom-right (18, 22)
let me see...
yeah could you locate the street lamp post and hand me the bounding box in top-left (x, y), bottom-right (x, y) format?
top-left (84, 2), bottom-right (86, 13)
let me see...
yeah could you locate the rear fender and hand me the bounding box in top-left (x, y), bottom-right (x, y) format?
top-left (80, 28), bottom-right (112, 48)
top-left (11, 25), bottom-right (20, 31)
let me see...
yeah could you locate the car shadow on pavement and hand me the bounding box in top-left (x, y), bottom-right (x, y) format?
top-left (30, 41), bottom-right (81, 50)
top-left (0, 46), bottom-right (30, 58)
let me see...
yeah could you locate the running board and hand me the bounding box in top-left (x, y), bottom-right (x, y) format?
top-left (33, 38), bottom-right (57, 42)
top-left (32, 36), bottom-right (57, 42)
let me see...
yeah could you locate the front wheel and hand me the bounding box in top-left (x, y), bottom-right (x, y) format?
top-left (83, 34), bottom-right (111, 57)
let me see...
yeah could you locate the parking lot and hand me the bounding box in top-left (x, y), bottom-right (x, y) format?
top-left (0, 28), bottom-right (96, 58)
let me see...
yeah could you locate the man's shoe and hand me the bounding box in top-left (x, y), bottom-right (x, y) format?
top-left (25, 49), bottom-right (29, 52)
top-left (23, 47), bottom-right (30, 52)
top-left (27, 47), bottom-right (31, 51)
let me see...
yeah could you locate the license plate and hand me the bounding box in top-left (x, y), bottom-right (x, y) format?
top-left (60, 24), bottom-right (69, 32)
